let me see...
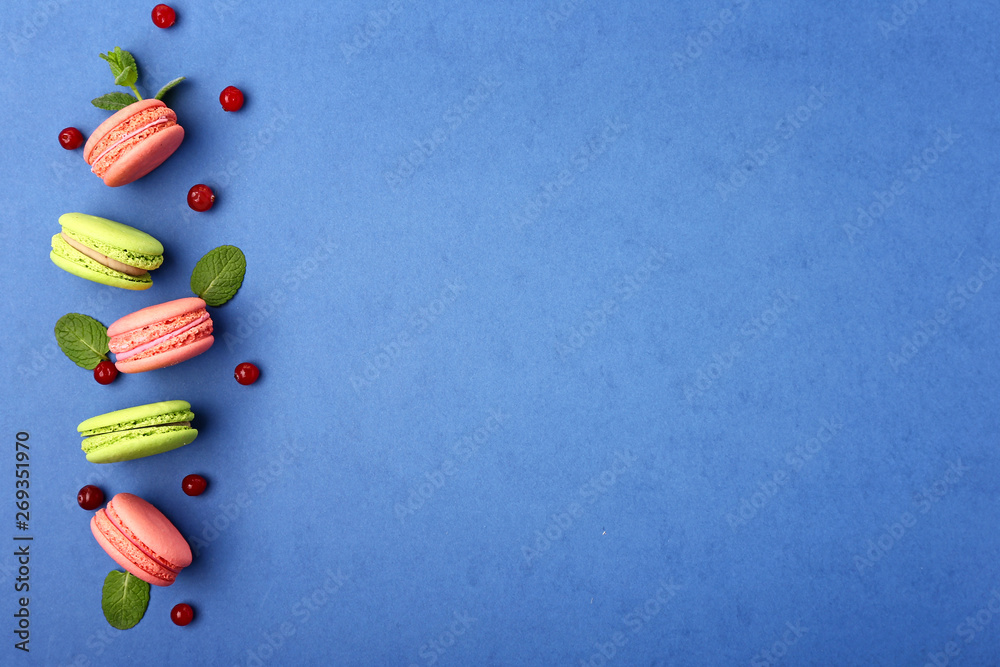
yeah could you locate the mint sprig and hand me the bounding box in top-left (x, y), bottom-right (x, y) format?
top-left (54, 313), bottom-right (109, 370)
top-left (101, 571), bottom-right (150, 630)
top-left (190, 245), bottom-right (246, 307)
top-left (92, 47), bottom-right (185, 111)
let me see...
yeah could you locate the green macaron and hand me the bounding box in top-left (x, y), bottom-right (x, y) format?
top-left (50, 212), bottom-right (164, 290)
top-left (78, 400), bottom-right (198, 463)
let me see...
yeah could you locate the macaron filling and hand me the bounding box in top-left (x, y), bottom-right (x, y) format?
top-left (60, 232), bottom-right (148, 276)
top-left (80, 409), bottom-right (196, 437)
top-left (112, 313), bottom-right (212, 362)
top-left (88, 107), bottom-right (177, 178)
top-left (96, 503), bottom-right (182, 584)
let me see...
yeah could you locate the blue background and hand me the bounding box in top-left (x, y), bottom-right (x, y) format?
top-left (1, 0), bottom-right (998, 665)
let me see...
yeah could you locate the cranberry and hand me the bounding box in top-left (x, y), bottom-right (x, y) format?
top-left (219, 86), bottom-right (244, 112)
top-left (171, 603), bottom-right (194, 626)
top-left (235, 362), bottom-right (260, 385)
top-left (94, 360), bottom-right (118, 385)
top-left (59, 127), bottom-right (84, 150)
top-left (187, 184), bottom-right (215, 212)
top-left (152, 4), bottom-right (176, 28)
top-left (77, 485), bottom-right (105, 510)
top-left (182, 474), bottom-right (208, 496)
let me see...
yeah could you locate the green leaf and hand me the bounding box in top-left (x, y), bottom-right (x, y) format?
top-left (101, 571), bottom-right (150, 630)
top-left (154, 76), bottom-right (186, 100)
top-left (54, 313), bottom-right (109, 370)
top-left (92, 92), bottom-right (138, 111)
top-left (99, 46), bottom-right (138, 88)
top-left (191, 245), bottom-right (246, 306)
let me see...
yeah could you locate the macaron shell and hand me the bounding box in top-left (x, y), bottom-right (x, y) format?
top-left (50, 239), bottom-right (153, 290)
top-left (99, 124), bottom-right (184, 187)
top-left (83, 99), bottom-right (171, 160)
top-left (109, 297), bottom-right (208, 337)
top-left (83, 426), bottom-right (198, 463)
top-left (91, 513), bottom-right (175, 586)
top-left (115, 335), bottom-right (214, 373)
top-left (58, 212), bottom-right (164, 259)
top-left (78, 400), bottom-right (193, 435)
top-left (108, 493), bottom-right (192, 570)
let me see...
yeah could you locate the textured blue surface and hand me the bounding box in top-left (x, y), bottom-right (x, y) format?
top-left (1, 0), bottom-right (998, 665)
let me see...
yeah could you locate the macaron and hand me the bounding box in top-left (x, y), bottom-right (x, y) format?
top-left (83, 99), bottom-right (184, 187)
top-left (108, 297), bottom-right (214, 373)
top-left (91, 493), bottom-right (192, 586)
top-left (77, 400), bottom-right (198, 463)
top-left (50, 213), bottom-right (163, 290)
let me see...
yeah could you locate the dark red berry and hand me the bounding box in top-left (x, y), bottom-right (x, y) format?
top-left (235, 362), bottom-right (260, 385)
top-left (187, 184), bottom-right (215, 212)
top-left (77, 485), bottom-right (105, 510)
top-left (59, 127), bottom-right (84, 150)
top-left (94, 360), bottom-right (119, 385)
top-left (152, 4), bottom-right (176, 28)
top-left (171, 603), bottom-right (194, 626)
top-left (182, 474), bottom-right (208, 496)
top-left (219, 86), bottom-right (244, 112)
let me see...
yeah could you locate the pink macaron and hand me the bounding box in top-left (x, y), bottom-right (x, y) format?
top-left (91, 493), bottom-right (192, 587)
top-left (83, 99), bottom-right (184, 187)
top-left (108, 297), bottom-right (214, 373)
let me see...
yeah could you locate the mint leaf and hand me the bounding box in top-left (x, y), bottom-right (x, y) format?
top-left (99, 47), bottom-right (139, 88)
top-left (154, 76), bottom-right (186, 100)
top-left (191, 245), bottom-right (247, 307)
top-left (101, 571), bottom-right (150, 630)
top-left (92, 92), bottom-right (138, 111)
top-left (54, 313), bottom-right (109, 370)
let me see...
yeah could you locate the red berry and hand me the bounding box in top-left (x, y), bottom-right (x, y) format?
top-left (94, 360), bottom-right (119, 385)
top-left (235, 362), bottom-right (260, 385)
top-left (187, 184), bottom-right (215, 212)
top-left (59, 127), bottom-right (84, 150)
top-left (171, 603), bottom-right (194, 626)
top-left (77, 485), bottom-right (105, 510)
top-left (219, 86), bottom-right (244, 112)
top-left (152, 4), bottom-right (176, 28)
top-left (182, 474), bottom-right (208, 496)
